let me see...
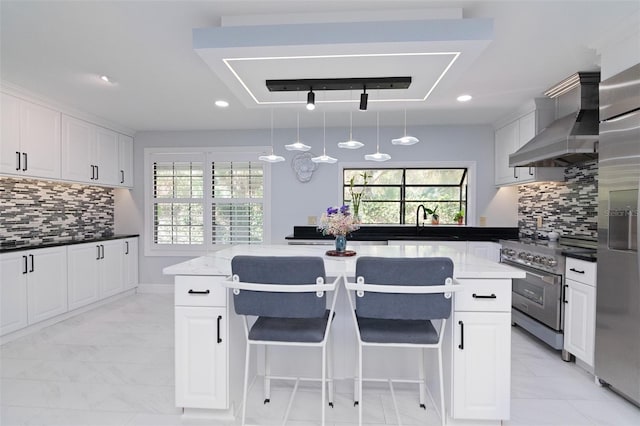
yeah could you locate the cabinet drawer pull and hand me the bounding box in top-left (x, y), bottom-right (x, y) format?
top-left (513, 168), bottom-right (517, 179)
top-left (91, 165), bottom-right (95, 180)
top-left (187, 289), bottom-right (210, 295)
top-left (564, 284), bottom-right (568, 304)
top-left (16, 152), bottom-right (21, 171)
top-left (458, 320), bottom-right (464, 350)
top-left (29, 254), bottom-right (34, 272)
top-left (22, 255), bottom-right (28, 274)
top-left (125, 241), bottom-right (129, 255)
top-left (529, 166), bottom-right (534, 176)
top-left (569, 268), bottom-right (585, 274)
top-left (472, 293), bottom-right (496, 299)
top-left (96, 245), bottom-right (101, 260)
top-left (120, 170), bottom-right (125, 184)
top-left (22, 153), bottom-right (27, 171)
top-left (96, 165), bottom-right (99, 180)
top-left (217, 315), bottom-right (222, 343)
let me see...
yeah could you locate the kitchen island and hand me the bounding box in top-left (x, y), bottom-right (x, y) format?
top-left (164, 244), bottom-right (525, 425)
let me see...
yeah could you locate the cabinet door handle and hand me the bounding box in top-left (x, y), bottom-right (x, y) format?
top-left (472, 293), bottom-right (497, 299)
top-left (22, 153), bottom-right (27, 171)
top-left (16, 152), bottom-right (21, 171)
top-left (120, 170), bottom-right (125, 184)
top-left (125, 241), bottom-right (129, 255)
top-left (513, 168), bottom-right (517, 179)
top-left (569, 268), bottom-right (585, 274)
top-left (458, 320), bottom-right (464, 350)
top-left (564, 284), bottom-right (569, 304)
top-left (22, 255), bottom-right (28, 274)
top-left (187, 289), bottom-right (210, 295)
top-left (97, 245), bottom-right (101, 260)
top-left (101, 245), bottom-right (105, 259)
top-left (529, 166), bottom-right (534, 176)
top-left (217, 315), bottom-right (222, 343)
top-left (96, 165), bottom-right (99, 180)
top-left (90, 165), bottom-right (95, 180)
top-left (29, 254), bottom-right (34, 272)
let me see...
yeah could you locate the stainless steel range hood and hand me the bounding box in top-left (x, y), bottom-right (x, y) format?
top-left (509, 72), bottom-right (600, 167)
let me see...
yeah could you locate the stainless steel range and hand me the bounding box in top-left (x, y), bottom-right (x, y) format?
top-left (500, 236), bottom-right (597, 360)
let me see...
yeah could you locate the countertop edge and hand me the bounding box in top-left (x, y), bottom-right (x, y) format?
top-left (0, 234), bottom-right (140, 253)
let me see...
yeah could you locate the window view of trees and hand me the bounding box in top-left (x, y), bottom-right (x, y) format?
top-left (343, 168), bottom-right (467, 225)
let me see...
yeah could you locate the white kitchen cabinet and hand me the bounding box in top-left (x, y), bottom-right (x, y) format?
top-left (0, 92), bottom-right (61, 179)
top-left (0, 247), bottom-right (67, 335)
top-left (449, 280), bottom-right (511, 420)
top-left (61, 115), bottom-right (119, 186)
top-left (122, 238), bottom-right (138, 291)
top-left (67, 240), bottom-right (123, 310)
top-left (494, 100), bottom-right (564, 186)
top-left (564, 258), bottom-right (597, 367)
top-left (0, 252), bottom-right (29, 335)
top-left (118, 134), bottom-right (134, 187)
top-left (175, 276), bottom-right (228, 409)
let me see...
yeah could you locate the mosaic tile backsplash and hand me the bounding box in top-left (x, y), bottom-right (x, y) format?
top-left (518, 160), bottom-right (598, 240)
top-left (0, 177), bottom-right (114, 246)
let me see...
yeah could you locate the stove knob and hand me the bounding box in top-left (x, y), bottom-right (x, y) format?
top-left (508, 249), bottom-right (516, 256)
top-left (547, 258), bottom-right (558, 267)
top-left (518, 252), bottom-right (527, 260)
top-left (533, 255), bottom-right (542, 264)
top-left (501, 248), bottom-right (510, 255)
top-left (525, 253), bottom-right (534, 262)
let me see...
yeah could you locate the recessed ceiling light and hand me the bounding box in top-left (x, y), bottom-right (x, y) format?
top-left (100, 75), bottom-right (114, 84)
top-left (215, 100), bottom-right (229, 108)
top-left (457, 94), bottom-right (472, 102)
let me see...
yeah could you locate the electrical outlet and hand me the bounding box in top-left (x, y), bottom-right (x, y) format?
top-left (536, 216), bottom-right (543, 227)
top-left (307, 216), bottom-right (317, 225)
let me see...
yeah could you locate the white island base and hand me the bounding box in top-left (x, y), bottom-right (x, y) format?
top-left (164, 244), bottom-right (525, 425)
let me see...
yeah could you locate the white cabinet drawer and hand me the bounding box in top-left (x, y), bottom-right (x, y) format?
top-left (454, 279), bottom-right (512, 312)
top-left (565, 258), bottom-right (597, 286)
top-left (175, 276), bottom-right (227, 307)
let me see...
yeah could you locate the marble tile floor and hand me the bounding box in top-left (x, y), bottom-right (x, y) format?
top-left (1, 293), bottom-right (639, 426)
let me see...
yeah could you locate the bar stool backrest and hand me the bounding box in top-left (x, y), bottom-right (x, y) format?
top-left (231, 255), bottom-right (327, 318)
top-left (355, 257), bottom-right (453, 320)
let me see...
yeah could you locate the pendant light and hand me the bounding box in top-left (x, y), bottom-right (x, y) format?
top-left (338, 111), bottom-right (364, 149)
top-left (259, 109), bottom-right (285, 163)
top-left (312, 112), bottom-right (337, 164)
top-left (365, 112), bottom-right (391, 162)
top-left (391, 108), bottom-right (419, 146)
top-left (285, 112), bottom-right (311, 151)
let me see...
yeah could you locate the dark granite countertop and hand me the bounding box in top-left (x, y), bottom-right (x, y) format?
top-left (562, 250), bottom-right (597, 263)
top-left (0, 234), bottom-right (140, 253)
top-left (286, 226), bottom-right (519, 243)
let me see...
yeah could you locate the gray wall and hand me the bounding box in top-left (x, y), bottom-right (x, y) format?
top-left (116, 123), bottom-right (517, 285)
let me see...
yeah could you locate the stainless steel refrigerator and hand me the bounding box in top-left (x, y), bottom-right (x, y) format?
top-left (596, 63), bottom-right (640, 406)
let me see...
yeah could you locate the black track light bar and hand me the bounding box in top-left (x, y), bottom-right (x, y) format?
top-left (266, 77), bottom-right (411, 92)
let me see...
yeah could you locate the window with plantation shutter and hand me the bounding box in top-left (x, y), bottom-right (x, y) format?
top-left (211, 161), bottom-right (264, 244)
top-left (145, 148), bottom-right (269, 255)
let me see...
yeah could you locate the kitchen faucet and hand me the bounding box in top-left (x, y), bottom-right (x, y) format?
top-left (416, 204), bottom-right (428, 234)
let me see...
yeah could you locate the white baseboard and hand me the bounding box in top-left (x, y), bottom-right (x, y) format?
top-left (137, 283), bottom-right (173, 293)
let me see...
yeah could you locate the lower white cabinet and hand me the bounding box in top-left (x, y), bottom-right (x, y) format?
top-left (123, 238), bottom-right (138, 290)
top-left (67, 240), bottom-right (123, 310)
top-left (174, 276), bottom-right (228, 409)
top-left (0, 247), bottom-right (67, 335)
top-left (564, 257), bottom-right (597, 367)
top-left (449, 280), bottom-right (511, 420)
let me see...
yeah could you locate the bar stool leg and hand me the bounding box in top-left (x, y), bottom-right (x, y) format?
top-left (419, 348), bottom-right (427, 409)
top-left (438, 348), bottom-right (446, 426)
top-left (327, 335), bottom-right (334, 407)
top-left (241, 341), bottom-right (251, 426)
top-left (264, 346), bottom-right (271, 404)
top-left (358, 344), bottom-right (363, 426)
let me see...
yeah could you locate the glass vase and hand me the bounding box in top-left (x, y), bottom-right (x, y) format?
top-left (335, 235), bottom-right (347, 252)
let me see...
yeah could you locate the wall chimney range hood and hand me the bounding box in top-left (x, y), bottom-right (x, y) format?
top-left (509, 72), bottom-right (600, 167)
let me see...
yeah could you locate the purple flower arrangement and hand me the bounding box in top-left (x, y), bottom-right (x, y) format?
top-left (318, 205), bottom-right (360, 236)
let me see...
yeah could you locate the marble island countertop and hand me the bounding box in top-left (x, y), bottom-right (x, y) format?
top-left (163, 243), bottom-right (526, 279)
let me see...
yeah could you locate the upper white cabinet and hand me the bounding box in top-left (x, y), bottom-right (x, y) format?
top-left (118, 134), bottom-right (134, 187)
top-left (0, 92), bottom-right (61, 179)
top-left (494, 99), bottom-right (564, 186)
top-left (61, 115), bottom-right (120, 186)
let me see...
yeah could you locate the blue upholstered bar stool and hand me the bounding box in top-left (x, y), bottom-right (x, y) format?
top-left (345, 256), bottom-right (457, 426)
top-left (226, 255), bottom-right (340, 426)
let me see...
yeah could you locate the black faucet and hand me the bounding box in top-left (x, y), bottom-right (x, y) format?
top-left (416, 204), bottom-right (428, 234)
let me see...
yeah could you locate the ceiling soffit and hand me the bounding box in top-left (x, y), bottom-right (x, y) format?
top-left (193, 17), bottom-right (493, 111)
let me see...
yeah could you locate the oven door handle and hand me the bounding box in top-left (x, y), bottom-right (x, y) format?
top-left (526, 270), bottom-right (560, 285)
